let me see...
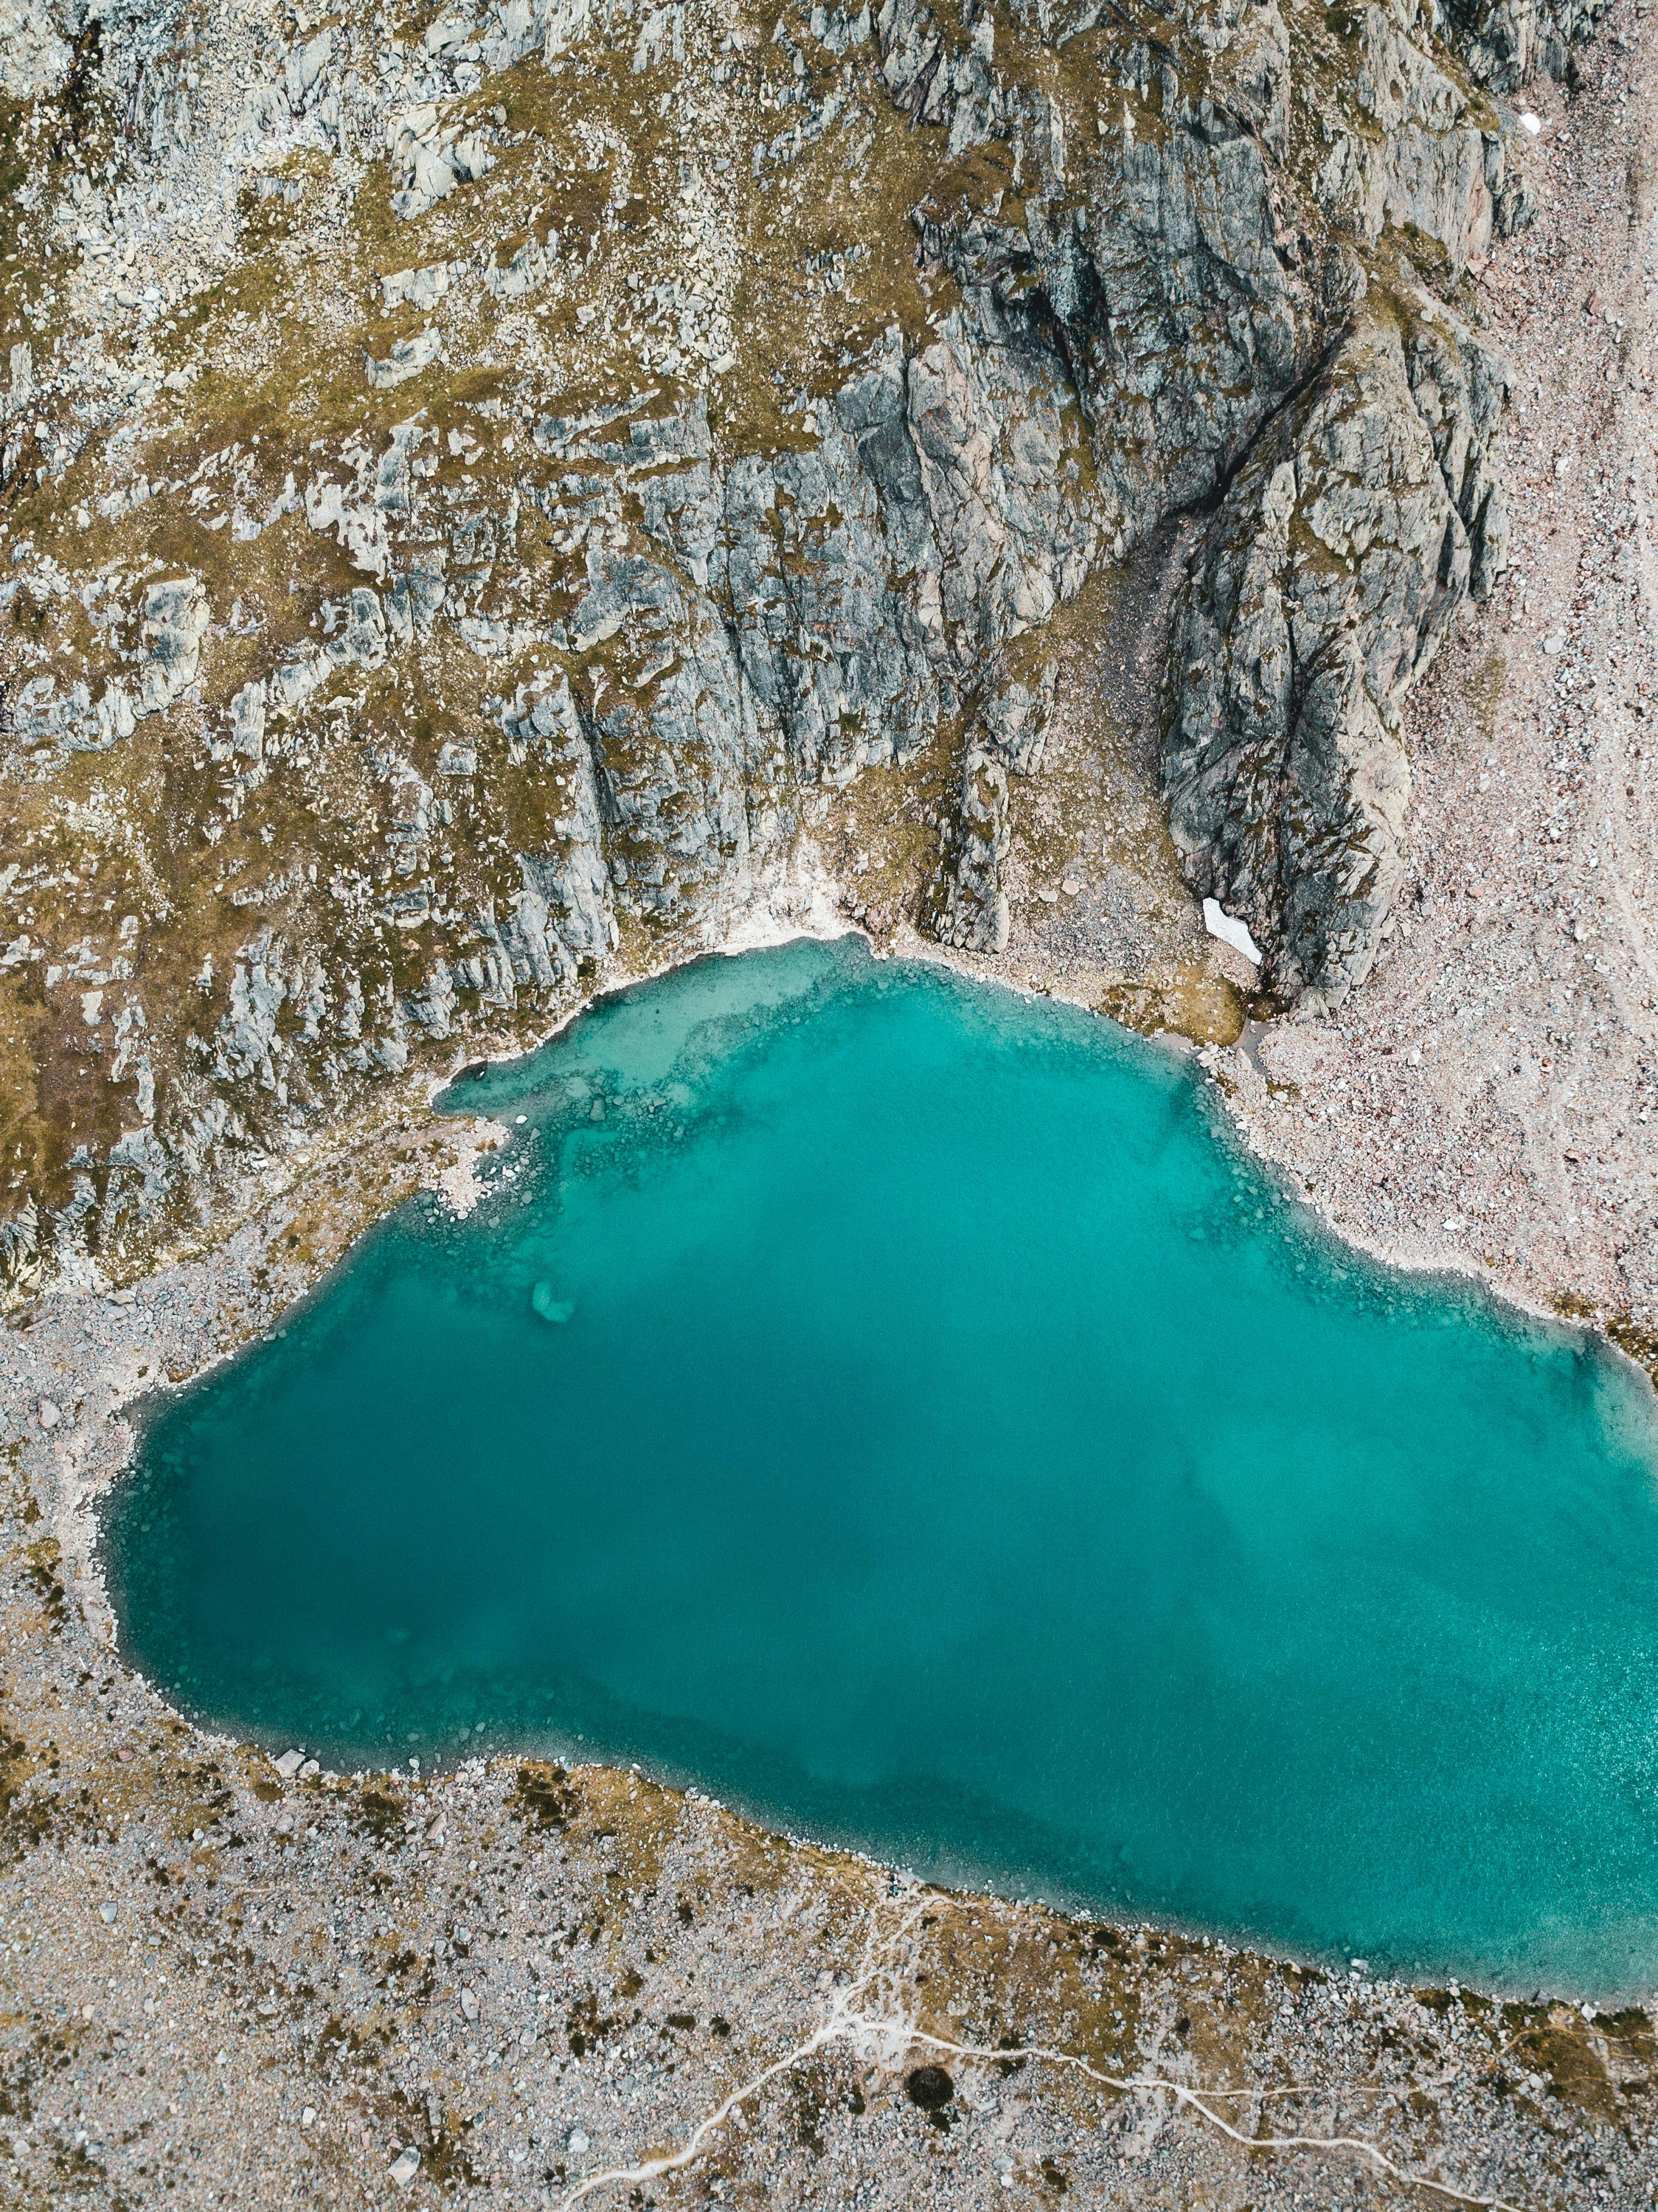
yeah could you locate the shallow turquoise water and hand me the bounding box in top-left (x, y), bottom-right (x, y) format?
top-left (108, 937), bottom-right (1658, 1997)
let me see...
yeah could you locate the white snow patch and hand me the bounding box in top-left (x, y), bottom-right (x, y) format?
top-left (1202, 898), bottom-right (1262, 965)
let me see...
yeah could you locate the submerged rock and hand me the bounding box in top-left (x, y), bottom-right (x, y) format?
top-left (531, 1281), bottom-right (576, 1322)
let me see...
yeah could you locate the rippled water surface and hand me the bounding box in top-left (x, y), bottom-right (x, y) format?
top-left (108, 937), bottom-right (1658, 1996)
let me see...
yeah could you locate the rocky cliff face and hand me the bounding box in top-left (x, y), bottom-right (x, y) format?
top-left (1164, 282), bottom-right (1510, 1006)
top-left (0, 0), bottom-right (1603, 1288)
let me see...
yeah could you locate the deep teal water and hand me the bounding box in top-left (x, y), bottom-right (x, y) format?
top-left (107, 937), bottom-right (1658, 1997)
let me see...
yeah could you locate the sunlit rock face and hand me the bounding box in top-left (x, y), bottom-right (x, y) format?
top-left (0, 0), bottom-right (1592, 1286)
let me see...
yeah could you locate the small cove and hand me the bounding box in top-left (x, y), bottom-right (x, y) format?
top-left (106, 937), bottom-right (1658, 1999)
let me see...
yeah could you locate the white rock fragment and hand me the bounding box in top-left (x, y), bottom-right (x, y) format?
top-left (544, 0), bottom-right (591, 58)
top-left (301, 2107), bottom-right (317, 2128)
top-left (36, 1400), bottom-right (60, 1431)
top-left (566, 2128), bottom-right (590, 2155)
top-left (365, 328), bottom-right (441, 389)
top-left (381, 263), bottom-right (451, 312)
top-left (389, 2146), bottom-right (420, 2188)
top-left (99, 1902), bottom-right (118, 1924)
top-left (1202, 897), bottom-right (1263, 965)
top-left (1519, 109), bottom-right (1542, 134)
top-left (423, 15), bottom-right (471, 55)
top-left (283, 26), bottom-right (335, 109)
top-left (460, 1986), bottom-right (479, 2021)
top-left (229, 680), bottom-right (267, 763)
top-left (386, 106), bottom-right (496, 219)
top-left (272, 1748), bottom-right (305, 1780)
top-left (139, 576), bottom-right (209, 715)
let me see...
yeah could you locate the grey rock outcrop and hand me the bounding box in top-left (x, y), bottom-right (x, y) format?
top-left (138, 578), bottom-right (209, 714)
top-left (1440, 0), bottom-right (1612, 91)
top-left (585, 303), bottom-right (1094, 947)
top-left (1163, 288), bottom-right (1508, 1006)
top-left (886, 0), bottom-right (1536, 965)
top-left (0, 0), bottom-right (1613, 1286)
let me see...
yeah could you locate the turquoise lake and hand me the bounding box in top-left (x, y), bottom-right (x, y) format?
top-left (106, 937), bottom-right (1658, 1998)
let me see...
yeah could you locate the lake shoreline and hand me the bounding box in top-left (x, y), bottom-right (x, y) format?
top-left (109, 936), bottom-right (1658, 2001)
top-left (7, 39), bottom-right (1658, 2179)
top-left (4, 1147), bottom-right (1655, 2211)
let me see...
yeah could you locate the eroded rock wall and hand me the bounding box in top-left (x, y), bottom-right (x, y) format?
top-left (0, 0), bottom-right (1605, 1286)
top-left (1163, 285), bottom-right (1509, 1006)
